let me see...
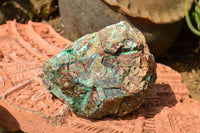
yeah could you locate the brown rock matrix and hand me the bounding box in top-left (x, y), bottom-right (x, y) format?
top-left (0, 21), bottom-right (199, 133)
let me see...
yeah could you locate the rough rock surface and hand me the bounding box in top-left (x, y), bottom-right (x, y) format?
top-left (42, 21), bottom-right (157, 118)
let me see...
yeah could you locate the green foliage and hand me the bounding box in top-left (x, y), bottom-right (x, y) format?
top-left (185, 0), bottom-right (200, 36)
top-left (194, 0), bottom-right (200, 30)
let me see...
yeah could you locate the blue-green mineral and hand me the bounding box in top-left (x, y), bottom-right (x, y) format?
top-left (42, 21), bottom-right (157, 118)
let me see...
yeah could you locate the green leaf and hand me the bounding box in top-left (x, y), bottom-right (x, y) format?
top-left (185, 1), bottom-right (200, 36)
top-left (194, 0), bottom-right (200, 30)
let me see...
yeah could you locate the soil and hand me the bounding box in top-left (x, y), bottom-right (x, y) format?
top-left (156, 24), bottom-right (200, 102)
top-left (44, 16), bottom-right (200, 103)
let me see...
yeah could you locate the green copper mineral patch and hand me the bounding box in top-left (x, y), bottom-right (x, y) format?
top-left (42, 21), bottom-right (157, 118)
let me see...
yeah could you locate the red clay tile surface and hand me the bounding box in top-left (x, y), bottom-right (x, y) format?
top-left (0, 21), bottom-right (200, 133)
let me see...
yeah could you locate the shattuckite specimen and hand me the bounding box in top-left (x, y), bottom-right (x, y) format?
top-left (42, 21), bottom-right (157, 118)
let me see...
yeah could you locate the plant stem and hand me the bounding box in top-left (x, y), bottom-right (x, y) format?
top-left (185, 1), bottom-right (200, 36)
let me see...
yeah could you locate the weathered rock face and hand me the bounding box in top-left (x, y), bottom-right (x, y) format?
top-left (42, 21), bottom-right (157, 118)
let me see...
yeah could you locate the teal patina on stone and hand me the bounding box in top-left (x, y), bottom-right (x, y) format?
top-left (42, 21), bottom-right (157, 118)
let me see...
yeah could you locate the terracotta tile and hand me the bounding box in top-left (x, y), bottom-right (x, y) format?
top-left (0, 21), bottom-right (199, 133)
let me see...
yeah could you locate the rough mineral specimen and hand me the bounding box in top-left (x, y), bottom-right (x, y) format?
top-left (42, 21), bottom-right (157, 118)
